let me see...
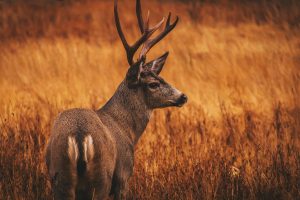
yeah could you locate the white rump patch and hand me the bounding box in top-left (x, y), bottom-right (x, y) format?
top-left (68, 136), bottom-right (79, 164)
top-left (83, 135), bottom-right (94, 163)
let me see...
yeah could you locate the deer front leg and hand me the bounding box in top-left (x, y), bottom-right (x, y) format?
top-left (113, 179), bottom-right (129, 200)
top-left (112, 160), bottom-right (133, 200)
top-left (111, 167), bottom-right (132, 200)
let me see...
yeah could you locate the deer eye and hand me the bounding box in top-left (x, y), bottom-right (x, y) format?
top-left (148, 82), bottom-right (160, 89)
top-left (140, 72), bottom-right (146, 78)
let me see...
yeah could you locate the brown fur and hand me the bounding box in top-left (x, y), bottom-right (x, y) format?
top-left (45, 1), bottom-right (187, 199)
top-left (46, 76), bottom-right (186, 199)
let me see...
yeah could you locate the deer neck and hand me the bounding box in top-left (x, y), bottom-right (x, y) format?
top-left (98, 81), bottom-right (152, 145)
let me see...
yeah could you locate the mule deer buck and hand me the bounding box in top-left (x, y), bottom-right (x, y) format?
top-left (45, 0), bottom-right (187, 199)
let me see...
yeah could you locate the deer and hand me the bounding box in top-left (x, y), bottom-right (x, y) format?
top-left (45, 0), bottom-right (187, 199)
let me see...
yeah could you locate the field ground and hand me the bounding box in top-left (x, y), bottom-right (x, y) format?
top-left (0, 0), bottom-right (299, 199)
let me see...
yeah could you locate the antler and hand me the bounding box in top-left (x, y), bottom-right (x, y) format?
top-left (114, 0), bottom-right (179, 66)
top-left (139, 13), bottom-right (179, 59)
top-left (114, 0), bottom-right (164, 66)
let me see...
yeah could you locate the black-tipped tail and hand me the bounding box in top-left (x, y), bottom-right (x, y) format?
top-left (77, 160), bottom-right (87, 177)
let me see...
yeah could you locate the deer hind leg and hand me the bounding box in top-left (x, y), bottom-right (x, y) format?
top-left (51, 136), bottom-right (79, 200)
top-left (75, 187), bottom-right (94, 200)
top-left (52, 169), bottom-right (77, 200)
top-left (92, 170), bottom-right (113, 200)
top-left (92, 177), bottom-right (111, 200)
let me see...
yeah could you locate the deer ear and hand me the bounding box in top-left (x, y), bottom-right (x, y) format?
top-left (147, 52), bottom-right (169, 75)
top-left (126, 58), bottom-right (145, 88)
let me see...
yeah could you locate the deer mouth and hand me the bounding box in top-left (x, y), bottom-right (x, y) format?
top-left (168, 94), bottom-right (188, 107)
top-left (175, 101), bottom-right (186, 107)
top-left (176, 102), bottom-right (185, 107)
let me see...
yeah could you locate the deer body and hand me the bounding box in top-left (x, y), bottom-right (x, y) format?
top-left (46, 1), bottom-right (187, 199)
top-left (46, 81), bottom-right (152, 199)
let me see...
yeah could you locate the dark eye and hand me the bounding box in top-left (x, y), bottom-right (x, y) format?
top-left (140, 72), bottom-right (146, 78)
top-left (148, 82), bottom-right (160, 89)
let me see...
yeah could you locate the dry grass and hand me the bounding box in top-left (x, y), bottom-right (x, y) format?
top-left (0, 0), bottom-right (300, 199)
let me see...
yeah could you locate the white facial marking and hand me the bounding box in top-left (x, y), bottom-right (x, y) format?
top-left (172, 87), bottom-right (182, 96)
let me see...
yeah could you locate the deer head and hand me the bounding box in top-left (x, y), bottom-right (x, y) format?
top-left (114, 0), bottom-right (187, 109)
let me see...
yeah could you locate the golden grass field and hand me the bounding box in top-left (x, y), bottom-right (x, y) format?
top-left (0, 0), bottom-right (299, 199)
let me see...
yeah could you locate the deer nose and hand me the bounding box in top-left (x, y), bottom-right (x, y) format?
top-left (178, 94), bottom-right (188, 105)
top-left (181, 94), bottom-right (188, 103)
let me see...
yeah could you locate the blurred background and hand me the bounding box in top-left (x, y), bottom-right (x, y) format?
top-left (1, 0), bottom-right (299, 115)
top-left (0, 0), bottom-right (299, 199)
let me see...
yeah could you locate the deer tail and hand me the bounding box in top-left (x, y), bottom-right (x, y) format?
top-left (67, 135), bottom-right (95, 177)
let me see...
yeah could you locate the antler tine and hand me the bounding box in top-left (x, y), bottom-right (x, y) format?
top-left (147, 17), bottom-right (165, 39)
top-left (136, 0), bottom-right (144, 34)
top-left (137, 0), bottom-right (165, 33)
top-left (115, 0), bottom-right (165, 65)
top-left (115, 0), bottom-right (146, 65)
top-left (114, 0), bottom-right (132, 64)
top-left (140, 13), bottom-right (179, 59)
